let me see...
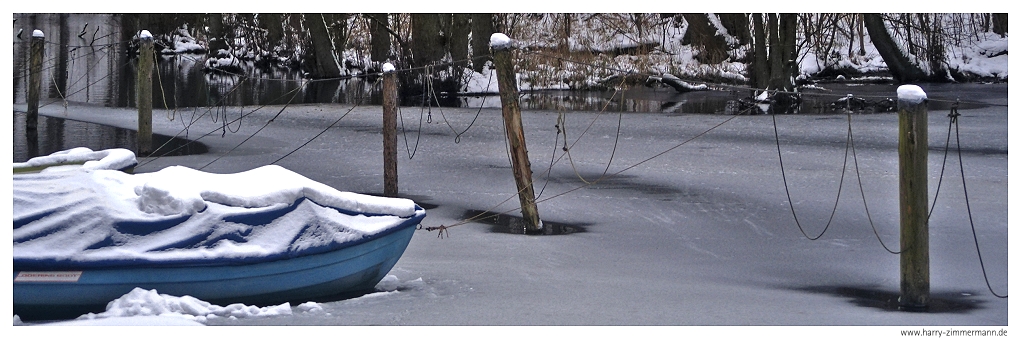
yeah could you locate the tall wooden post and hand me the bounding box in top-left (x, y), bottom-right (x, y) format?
top-left (897, 84), bottom-right (929, 310)
top-left (27, 29), bottom-right (44, 135)
top-left (491, 33), bottom-right (542, 233)
top-left (382, 63), bottom-right (399, 197)
top-left (136, 30), bottom-right (154, 155)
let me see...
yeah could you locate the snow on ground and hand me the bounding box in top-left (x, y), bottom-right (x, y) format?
top-left (13, 274), bottom-right (421, 326)
top-left (11, 80), bottom-right (1008, 331)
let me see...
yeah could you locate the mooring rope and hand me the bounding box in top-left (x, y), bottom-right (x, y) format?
top-left (947, 105), bottom-right (1008, 299)
top-left (771, 111), bottom-right (853, 241)
top-left (421, 114), bottom-right (739, 235)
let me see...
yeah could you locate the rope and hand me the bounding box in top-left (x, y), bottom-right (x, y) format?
top-left (544, 76), bottom-right (629, 187)
top-left (424, 65), bottom-right (491, 144)
top-left (927, 101), bottom-right (958, 222)
top-left (535, 111), bottom-right (565, 199)
top-left (271, 78), bottom-right (378, 165)
top-left (137, 74), bottom-right (254, 167)
top-left (846, 111), bottom-right (900, 254)
top-left (949, 107), bottom-right (1007, 298)
top-left (397, 103), bottom-right (425, 159)
top-left (771, 111), bottom-right (853, 240)
top-left (197, 81), bottom-right (307, 170)
top-left (421, 114), bottom-right (739, 234)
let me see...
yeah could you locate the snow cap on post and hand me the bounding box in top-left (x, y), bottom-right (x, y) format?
top-left (32, 29), bottom-right (44, 38)
top-left (896, 85), bottom-right (927, 104)
top-left (138, 30), bottom-right (153, 40)
top-left (490, 33), bottom-right (513, 50)
top-left (382, 62), bottom-right (395, 73)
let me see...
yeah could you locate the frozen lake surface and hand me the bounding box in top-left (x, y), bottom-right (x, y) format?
top-left (11, 83), bottom-right (1008, 328)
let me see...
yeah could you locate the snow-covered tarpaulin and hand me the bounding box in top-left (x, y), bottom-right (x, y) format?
top-left (13, 147), bottom-right (137, 173)
top-left (13, 165), bottom-right (424, 268)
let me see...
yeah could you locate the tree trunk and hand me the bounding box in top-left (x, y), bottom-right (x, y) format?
top-left (205, 14), bottom-right (228, 55)
top-left (992, 13), bottom-right (1007, 37)
top-left (412, 14), bottom-right (443, 67)
top-left (751, 14), bottom-right (769, 90)
top-left (305, 13), bottom-right (342, 78)
top-left (259, 13), bottom-right (283, 44)
top-left (779, 13), bottom-right (798, 91)
top-left (368, 13), bottom-right (390, 62)
top-left (857, 14), bottom-right (866, 56)
top-left (682, 14), bottom-right (729, 64)
top-left (918, 14), bottom-right (949, 80)
top-left (767, 14), bottom-right (784, 90)
top-left (718, 13), bottom-right (750, 45)
top-left (470, 13), bottom-right (494, 72)
top-left (863, 14), bottom-right (930, 83)
top-left (325, 14), bottom-right (350, 61)
top-left (449, 14), bottom-right (471, 65)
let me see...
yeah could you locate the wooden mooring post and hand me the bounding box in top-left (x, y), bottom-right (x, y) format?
top-left (136, 30), bottom-right (154, 155)
top-left (897, 84), bottom-right (929, 310)
top-left (382, 63), bottom-right (399, 198)
top-left (491, 33), bottom-right (542, 233)
top-left (27, 29), bottom-right (44, 135)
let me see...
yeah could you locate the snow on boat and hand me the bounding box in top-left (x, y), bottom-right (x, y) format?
top-left (13, 165), bottom-right (426, 320)
top-left (14, 147), bottom-right (137, 174)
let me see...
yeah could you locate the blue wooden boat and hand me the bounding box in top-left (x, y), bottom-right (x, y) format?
top-left (13, 206), bottom-right (424, 320)
top-left (13, 165), bottom-right (426, 320)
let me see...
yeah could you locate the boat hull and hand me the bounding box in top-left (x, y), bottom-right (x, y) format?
top-left (14, 215), bottom-right (421, 320)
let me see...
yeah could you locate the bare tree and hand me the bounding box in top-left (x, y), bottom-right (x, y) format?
top-left (681, 14), bottom-right (729, 64)
top-left (992, 13), bottom-right (1007, 37)
top-left (304, 13), bottom-right (342, 78)
top-left (471, 14), bottom-right (495, 72)
top-left (367, 13), bottom-right (390, 63)
top-left (411, 14), bottom-right (443, 67)
top-left (863, 13), bottom-right (929, 83)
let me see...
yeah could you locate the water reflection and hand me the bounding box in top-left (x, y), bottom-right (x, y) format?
top-left (13, 112), bottom-right (207, 163)
top-left (14, 13), bottom-right (996, 115)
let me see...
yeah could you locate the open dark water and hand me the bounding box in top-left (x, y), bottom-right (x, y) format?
top-left (13, 13), bottom-right (1003, 163)
top-left (14, 14), bottom-right (998, 116)
top-left (13, 112), bottom-right (207, 163)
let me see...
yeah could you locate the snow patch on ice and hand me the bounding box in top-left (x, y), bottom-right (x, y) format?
top-left (13, 147), bottom-right (137, 173)
top-left (72, 288), bottom-right (291, 324)
top-left (296, 301), bottom-right (325, 313)
top-left (375, 274), bottom-right (426, 292)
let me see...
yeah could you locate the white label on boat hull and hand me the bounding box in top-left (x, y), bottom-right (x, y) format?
top-left (15, 271), bottom-right (83, 282)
